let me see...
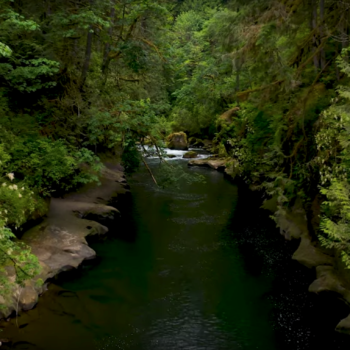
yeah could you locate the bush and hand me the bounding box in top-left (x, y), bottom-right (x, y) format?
top-left (9, 138), bottom-right (102, 196)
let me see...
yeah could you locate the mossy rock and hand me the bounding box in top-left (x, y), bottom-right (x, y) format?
top-left (183, 151), bottom-right (198, 159)
top-left (166, 132), bottom-right (188, 150)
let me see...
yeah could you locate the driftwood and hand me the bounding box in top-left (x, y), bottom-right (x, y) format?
top-left (142, 158), bottom-right (158, 185)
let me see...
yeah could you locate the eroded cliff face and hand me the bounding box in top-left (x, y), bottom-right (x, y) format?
top-left (0, 159), bottom-right (130, 319)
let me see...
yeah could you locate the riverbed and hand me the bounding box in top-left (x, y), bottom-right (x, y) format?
top-left (1, 153), bottom-right (350, 350)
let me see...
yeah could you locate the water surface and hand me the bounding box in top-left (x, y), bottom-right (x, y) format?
top-left (1, 156), bottom-right (350, 350)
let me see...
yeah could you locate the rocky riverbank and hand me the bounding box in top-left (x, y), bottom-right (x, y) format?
top-left (0, 158), bottom-right (130, 320)
top-left (188, 156), bottom-right (350, 335)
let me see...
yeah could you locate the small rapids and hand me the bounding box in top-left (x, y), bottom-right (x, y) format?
top-left (140, 146), bottom-right (211, 160)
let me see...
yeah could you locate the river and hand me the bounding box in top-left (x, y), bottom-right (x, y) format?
top-left (1, 151), bottom-right (350, 350)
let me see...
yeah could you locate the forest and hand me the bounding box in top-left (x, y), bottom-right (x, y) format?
top-left (1, 0), bottom-right (350, 335)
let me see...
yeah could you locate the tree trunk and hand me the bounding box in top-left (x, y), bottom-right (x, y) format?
top-left (102, 3), bottom-right (116, 74)
top-left (319, 0), bottom-right (326, 69)
top-left (80, 0), bottom-right (94, 89)
top-left (310, 0), bottom-right (320, 70)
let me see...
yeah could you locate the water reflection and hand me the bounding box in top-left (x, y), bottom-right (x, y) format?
top-left (1, 160), bottom-right (350, 350)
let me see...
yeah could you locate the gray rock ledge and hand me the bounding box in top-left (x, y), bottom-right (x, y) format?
top-left (0, 160), bottom-right (129, 319)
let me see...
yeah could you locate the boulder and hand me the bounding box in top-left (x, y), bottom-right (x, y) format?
top-left (19, 287), bottom-right (38, 311)
top-left (188, 158), bottom-right (227, 171)
top-left (167, 154), bottom-right (177, 159)
top-left (183, 151), bottom-right (198, 159)
top-left (166, 132), bottom-right (188, 150)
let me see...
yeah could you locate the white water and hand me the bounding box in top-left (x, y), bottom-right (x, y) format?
top-left (142, 146), bottom-right (211, 160)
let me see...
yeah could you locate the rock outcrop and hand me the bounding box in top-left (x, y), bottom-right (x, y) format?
top-left (183, 151), bottom-right (198, 159)
top-left (188, 158), bottom-right (227, 171)
top-left (292, 234), bottom-right (334, 268)
top-left (0, 158), bottom-right (130, 319)
top-left (275, 197), bottom-right (308, 240)
top-left (265, 199), bottom-right (350, 335)
top-left (166, 132), bottom-right (188, 150)
top-left (309, 266), bottom-right (350, 300)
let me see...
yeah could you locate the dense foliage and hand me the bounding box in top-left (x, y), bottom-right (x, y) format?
top-left (3, 0), bottom-right (350, 299)
top-left (0, 0), bottom-right (173, 297)
top-left (164, 0), bottom-right (350, 270)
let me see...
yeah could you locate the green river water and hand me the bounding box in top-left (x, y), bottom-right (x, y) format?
top-left (1, 154), bottom-right (350, 350)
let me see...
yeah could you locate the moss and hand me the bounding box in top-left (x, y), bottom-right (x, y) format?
top-left (183, 151), bottom-right (198, 158)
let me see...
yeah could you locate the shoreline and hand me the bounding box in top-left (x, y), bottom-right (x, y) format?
top-left (0, 158), bottom-right (130, 321)
top-left (188, 156), bottom-right (350, 335)
top-left (3, 153), bottom-right (350, 336)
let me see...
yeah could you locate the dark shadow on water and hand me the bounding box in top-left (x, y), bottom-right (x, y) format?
top-left (1, 163), bottom-right (350, 350)
top-left (221, 181), bottom-right (350, 350)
